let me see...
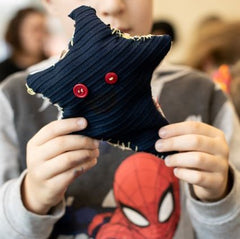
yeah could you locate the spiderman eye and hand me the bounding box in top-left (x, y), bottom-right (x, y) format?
top-left (158, 185), bottom-right (174, 223)
top-left (122, 206), bottom-right (149, 227)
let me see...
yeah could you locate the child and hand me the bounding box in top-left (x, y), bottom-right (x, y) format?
top-left (0, 0), bottom-right (240, 238)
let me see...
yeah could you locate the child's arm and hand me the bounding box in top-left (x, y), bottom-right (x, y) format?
top-left (0, 88), bottom-right (20, 184)
top-left (22, 117), bottom-right (99, 215)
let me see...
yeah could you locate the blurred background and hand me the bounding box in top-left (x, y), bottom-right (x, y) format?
top-left (0, 0), bottom-right (64, 63)
top-left (153, 0), bottom-right (240, 63)
top-left (0, 0), bottom-right (39, 61)
top-left (0, 0), bottom-right (239, 63)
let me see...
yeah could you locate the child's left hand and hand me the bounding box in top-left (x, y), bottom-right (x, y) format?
top-left (155, 121), bottom-right (229, 202)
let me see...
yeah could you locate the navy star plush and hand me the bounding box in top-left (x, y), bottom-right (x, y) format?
top-left (26, 5), bottom-right (173, 158)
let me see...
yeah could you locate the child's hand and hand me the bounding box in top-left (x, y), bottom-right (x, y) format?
top-left (22, 118), bottom-right (99, 215)
top-left (155, 121), bottom-right (229, 202)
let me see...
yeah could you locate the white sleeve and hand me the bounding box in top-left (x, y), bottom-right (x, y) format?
top-left (213, 101), bottom-right (240, 170)
top-left (0, 171), bottom-right (65, 239)
top-left (185, 165), bottom-right (240, 239)
top-left (185, 101), bottom-right (240, 238)
top-left (0, 83), bottom-right (65, 238)
top-left (0, 88), bottom-right (20, 184)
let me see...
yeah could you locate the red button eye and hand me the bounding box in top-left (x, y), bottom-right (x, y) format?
top-left (73, 84), bottom-right (88, 98)
top-left (105, 72), bottom-right (118, 84)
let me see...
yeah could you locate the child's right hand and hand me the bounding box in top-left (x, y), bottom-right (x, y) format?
top-left (21, 118), bottom-right (99, 215)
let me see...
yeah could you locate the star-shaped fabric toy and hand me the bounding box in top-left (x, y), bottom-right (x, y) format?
top-left (26, 5), bottom-right (172, 158)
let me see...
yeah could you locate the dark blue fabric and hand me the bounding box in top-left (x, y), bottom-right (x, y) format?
top-left (26, 5), bottom-right (172, 158)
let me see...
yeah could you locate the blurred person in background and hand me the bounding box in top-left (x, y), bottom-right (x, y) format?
top-left (194, 15), bottom-right (224, 38)
top-left (0, 7), bottom-right (48, 82)
top-left (185, 19), bottom-right (240, 119)
top-left (152, 20), bottom-right (177, 64)
top-left (213, 61), bottom-right (240, 120)
top-left (152, 20), bottom-right (177, 42)
top-left (185, 20), bottom-right (240, 75)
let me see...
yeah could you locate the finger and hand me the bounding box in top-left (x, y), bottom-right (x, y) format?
top-left (159, 121), bottom-right (224, 139)
top-left (30, 118), bottom-right (87, 146)
top-left (47, 157), bottom-right (98, 189)
top-left (155, 134), bottom-right (227, 156)
top-left (173, 168), bottom-right (217, 189)
top-left (39, 135), bottom-right (99, 161)
top-left (42, 149), bottom-right (99, 179)
top-left (165, 152), bottom-right (226, 172)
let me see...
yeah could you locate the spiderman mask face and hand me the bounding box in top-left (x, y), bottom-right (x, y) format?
top-left (93, 152), bottom-right (180, 239)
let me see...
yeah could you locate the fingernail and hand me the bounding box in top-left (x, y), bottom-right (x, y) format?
top-left (173, 168), bottom-right (178, 176)
top-left (165, 156), bottom-right (171, 166)
top-left (159, 128), bottom-right (167, 138)
top-left (155, 140), bottom-right (163, 151)
top-left (77, 118), bottom-right (87, 128)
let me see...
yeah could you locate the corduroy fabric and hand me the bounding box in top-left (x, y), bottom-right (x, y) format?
top-left (26, 5), bottom-right (172, 158)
